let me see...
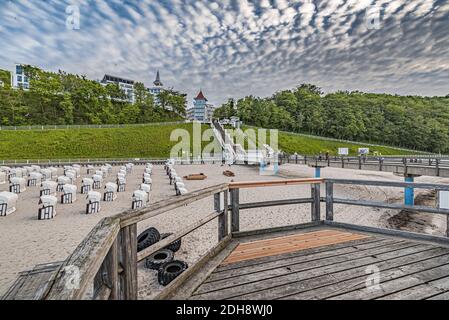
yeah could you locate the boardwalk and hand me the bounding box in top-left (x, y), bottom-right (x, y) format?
top-left (180, 228), bottom-right (449, 300)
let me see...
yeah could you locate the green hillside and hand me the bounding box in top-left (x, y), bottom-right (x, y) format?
top-left (233, 126), bottom-right (427, 156)
top-left (0, 123), bottom-right (210, 160)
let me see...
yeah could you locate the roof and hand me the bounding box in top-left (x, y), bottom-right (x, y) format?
top-left (102, 74), bottom-right (135, 85)
top-left (194, 90), bottom-right (207, 101)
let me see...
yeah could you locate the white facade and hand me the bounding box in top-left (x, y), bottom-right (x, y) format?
top-left (146, 70), bottom-right (166, 108)
top-left (13, 64), bottom-right (30, 89)
top-left (100, 74), bottom-right (135, 104)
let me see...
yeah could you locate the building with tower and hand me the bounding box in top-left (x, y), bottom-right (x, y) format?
top-left (186, 90), bottom-right (215, 123)
top-left (147, 70), bottom-right (165, 107)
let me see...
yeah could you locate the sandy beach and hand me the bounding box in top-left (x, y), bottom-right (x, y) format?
top-left (0, 163), bottom-right (448, 298)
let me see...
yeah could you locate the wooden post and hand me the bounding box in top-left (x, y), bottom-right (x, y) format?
top-left (311, 183), bottom-right (320, 222)
top-left (436, 159), bottom-right (440, 177)
top-left (218, 191), bottom-right (229, 240)
top-left (93, 238), bottom-right (118, 300)
top-left (118, 224), bottom-right (137, 300)
top-left (325, 182), bottom-right (334, 221)
top-left (230, 188), bottom-right (240, 232)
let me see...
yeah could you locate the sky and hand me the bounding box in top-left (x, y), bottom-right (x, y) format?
top-left (0, 0), bottom-right (448, 106)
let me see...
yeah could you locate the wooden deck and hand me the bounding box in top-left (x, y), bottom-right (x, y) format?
top-left (176, 228), bottom-right (449, 300)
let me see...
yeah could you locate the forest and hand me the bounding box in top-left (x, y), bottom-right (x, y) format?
top-left (214, 84), bottom-right (449, 154)
top-left (0, 66), bottom-right (186, 126)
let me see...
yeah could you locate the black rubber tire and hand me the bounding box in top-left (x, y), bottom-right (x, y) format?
top-left (137, 227), bottom-right (160, 252)
top-left (145, 249), bottom-right (174, 270)
top-left (158, 260), bottom-right (188, 286)
top-left (160, 233), bottom-right (182, 252)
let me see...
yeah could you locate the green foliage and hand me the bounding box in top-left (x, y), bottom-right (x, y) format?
top-left (215, 85), bottom-right (449, 153)
top-left (0, 66), bottom-right (186, 126)
top-left (0, 69), bottom-right (11, 89)
top-left (0, 123), bottom-right (207, 160)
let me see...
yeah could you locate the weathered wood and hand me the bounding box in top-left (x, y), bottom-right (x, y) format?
top-left (333, 197), bottom-right (449, 215)
top-left (93, 238), bottom-right (118, 300)
top-left (155, 235), bottom-right (233, 300)
top-left (118, 183), bottom-right (228, 227)
top-left (218, 191), bottom-right (228, 241)
top-left (377, 277), bottom-right (449, 300)
top-left (329, 263), bottom-right (449, 300)
top-left (191, 242), bottom-right (430, 299)
top-left (262, 248), bottom-right (449, 300)
top-left (311, 183), bottom-right (321, 222)
top-left (46, 217), bottom-right (120, 300)
top-left (231, 188), bottom-right (240, 232)
top-left (325, 182), bottom-right (334, 221)
top-left (232, 221), bottom-right (322, 239)
top-left (118, 224), bottom-right (137, 300)
top-left (324, 221), bottom-right (449, 247)
top-left (2, 262), bottom-right (63, 300)
top-left (215, 236), bottom-right (382, 272)
top-left (207, 238), bottom-right (399, 283)
top-left (137, 211), bottom-right (222, 262)
top-left (326, 179), bottom-right (449, 191)
top-left (229, 178), bottom-right (323, 189)
top-left (239, 198), bottom-right (313, 210)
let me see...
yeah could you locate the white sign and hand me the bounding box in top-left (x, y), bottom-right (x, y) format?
top-left (338, 148), bottom-right (349, 156)
top-left (438, 191), bottom-right (449, 209)
top-left (358, 148), bottom-right (370, 155)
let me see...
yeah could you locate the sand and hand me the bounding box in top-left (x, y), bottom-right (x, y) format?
top-left (0, 163), bottom-right (448, 298)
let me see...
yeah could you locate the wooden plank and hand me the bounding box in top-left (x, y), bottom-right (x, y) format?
top-left (427, 291), bottom-right (449, 300)
top-left (223, 232), bottom-right (369, 264)
top-left (229, 230), bottom-right (347, 251)
top-left (329, 263), bottom-right (449, 300)
top-left (232, 221), bottom-right (323, 239)
top-left (273, 249), bottom-right (449, 300)
top-left (324, 221), bottom-right (449, 247)
top-left (45, 217), bottom-right (120, 300)
top-left (225, 233), bottom-right (359, 258)
top-left (191, 241), bottom-right (427, 299)
top-left (231, 188), bottom-right (239, 232)
top-left (2, 262), bottom-right (63, 300)
top-left (229, 178), bottom-right (323, 189)
top-left (215, 236), bottom-right (384, 272)
top-left (137, 211), bottom-right (221, 262)
top-left (118, 183), bottom-right (228, 227)
top-left (239, 198), bottom-right (313, 210)
top-left (377, 277), bottom-right (449, 300)
top-left (325, 182), bottom-right (334, 221)
top-left (118, 224), bottom-right (137, 300)
top-left (207, 238), bottom-right (401, 283)
top-left (326, 179), bottom-right (449, 191)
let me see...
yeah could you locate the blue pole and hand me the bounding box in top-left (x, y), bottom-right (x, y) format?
top-left (404, 176), bottom-right (414, 206)
top-left (315, 167), bottom-right (321, 178)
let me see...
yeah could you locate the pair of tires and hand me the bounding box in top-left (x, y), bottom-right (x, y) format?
top-left (137, 228), bottom-right (182, 253)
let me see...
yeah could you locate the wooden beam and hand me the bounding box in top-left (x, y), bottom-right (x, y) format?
top-left (45, 217), bottom-right (120, 300)
top-left (119, 183), bottom-right (228, 227)
top-left (118, 224), bottom-right (137, 300)
top-left (229, 178), bottom-right (323, 189)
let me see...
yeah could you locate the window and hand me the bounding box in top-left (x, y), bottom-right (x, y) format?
top-left (17, 75), bottom-right (22, 82)
top-left (16, 65), bottom-right (23, 74)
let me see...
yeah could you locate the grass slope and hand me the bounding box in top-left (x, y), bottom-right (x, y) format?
top-left (237, 126), bottom-right (427, 156)
top-left (0, 123), bottom-right (210, 160)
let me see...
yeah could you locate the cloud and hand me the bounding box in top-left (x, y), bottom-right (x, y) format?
top-left (0, 0), bottom-right (447, 106)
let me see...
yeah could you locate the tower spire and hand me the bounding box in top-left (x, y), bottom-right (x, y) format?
top-left (153, 70), bottom-right (163, 86)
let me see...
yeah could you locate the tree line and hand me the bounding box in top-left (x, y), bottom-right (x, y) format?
top-left (213, 84), bottom-right (449, 154)
top-left (0, 66), bottom-right (187, 126)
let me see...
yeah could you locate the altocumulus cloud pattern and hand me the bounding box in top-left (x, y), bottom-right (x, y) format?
top-left (0, 0), bottom-right (448, 104)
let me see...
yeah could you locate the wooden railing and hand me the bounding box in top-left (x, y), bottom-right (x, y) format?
top-left (19, 178), bottom-right (449, 300)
